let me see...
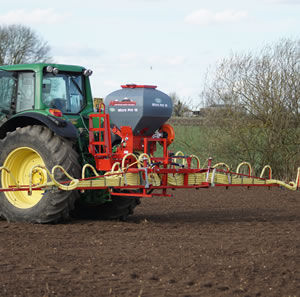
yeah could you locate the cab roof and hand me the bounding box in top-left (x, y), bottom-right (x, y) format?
top-left (0, 63), bottom-right (85, 73)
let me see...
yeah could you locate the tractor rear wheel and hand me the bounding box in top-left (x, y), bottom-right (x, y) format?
top-left (0, 125), bottom-right (80, 223)
top-left (72, 193), bottom-right (140, 220)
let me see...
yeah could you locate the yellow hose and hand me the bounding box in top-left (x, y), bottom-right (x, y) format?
top-left (190, 155), bottom-right (201, 168)
top-left (0, 166), bottom-right (19, 188)
top-left (104, 162), bottom-right (124, 186)
top-left (2, 153), bottom-right (300, 193)
top-left (168, 151), bottom-right (185, 186)
top-left (188, 155), bottom-right (205, 185)
top-left (82, 164), bottom-right (99, 179)
top-left (212, 163), bottom-right (230, 171)
top-left (29, 165), bottom-right (79, 195)
top-left (236, 162), bottom-right (252, 176)
top-left (121, 154), bottom-right (140, 186)
top-left (260, 165), bottom-right (272, 179)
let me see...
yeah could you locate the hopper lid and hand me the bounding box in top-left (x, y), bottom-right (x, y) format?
top-left (121, 84), bottom-right (157, 89)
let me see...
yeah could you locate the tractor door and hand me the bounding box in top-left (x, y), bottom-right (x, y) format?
top-left (0, 70), bottom-right (17, 112)
top-left (0, 70), bottom-right (35, 118)
top-left (15, 72), bottom-right (35, 112)
top-left (0, 70), bottom-right (17, 125)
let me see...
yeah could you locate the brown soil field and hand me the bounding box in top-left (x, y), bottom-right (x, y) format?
top-left (0, 187), bottom-right (299, 297)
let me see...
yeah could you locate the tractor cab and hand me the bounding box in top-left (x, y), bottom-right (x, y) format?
top-left (0, 63), bottom-right (95, 139)
top-left (41, 66), bottom-right (90, 115)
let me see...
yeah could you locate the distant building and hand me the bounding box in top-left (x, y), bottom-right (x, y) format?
top-left (193, 104), bottom-right (227, 117)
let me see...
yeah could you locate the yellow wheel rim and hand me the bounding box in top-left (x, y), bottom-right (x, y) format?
top-left (1, 147), bottom-right (47, 209)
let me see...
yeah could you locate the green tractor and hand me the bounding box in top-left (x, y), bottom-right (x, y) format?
top-left (0, 63), bottom-right (139, 223)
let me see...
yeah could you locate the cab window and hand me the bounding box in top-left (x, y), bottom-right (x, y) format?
top-left (0, 70), bottom-right (17, 113)
top-left (42, 72), bottom-right (85, 114)
top-left (16, 72), bottom-right (35, 112)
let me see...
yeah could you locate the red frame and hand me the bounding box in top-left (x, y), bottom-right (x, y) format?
top-left (83, 107), bottom-right (287, 197)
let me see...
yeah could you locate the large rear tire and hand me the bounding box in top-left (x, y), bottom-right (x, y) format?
top-left (0, 125), bottom-right (80, 223)
top-left (72, 193), bottom-right (140, 220)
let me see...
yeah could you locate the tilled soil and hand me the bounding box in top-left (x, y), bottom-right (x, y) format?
top-left (0, 187), bottom-right (299, 297)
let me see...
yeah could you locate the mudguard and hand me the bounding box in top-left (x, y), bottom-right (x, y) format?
top-left (0, 112), bottom-right (78, 139)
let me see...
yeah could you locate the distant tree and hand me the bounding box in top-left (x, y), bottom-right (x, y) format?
top-left (201, 38), bottom-right (300, 179)
top-left (169, 92), bottom-right (191, 117)
top-left (0, 24), bottom-right (52, 65)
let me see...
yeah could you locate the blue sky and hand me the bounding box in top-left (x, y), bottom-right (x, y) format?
top-left (0, 0), bottom-right (299, 105)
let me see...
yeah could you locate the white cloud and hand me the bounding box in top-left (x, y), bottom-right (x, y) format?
top-left (185, 9), bottom-right (248, 25)
top-left (117, 52), bottom-right (187, 67)
top-left (53, 55), bottom-right (92, 66)
top-left (146, 55), bottom-right (187, 66)
top-left (102, 80), bottom-right (121, 89)
top-left (118, 52), bottom-right (139, 65)
top-left (264, 0), bottom-right (300, 4)
top-left (166, 56), bottom-right (186, 66)
top-left (52, 44), bottom-right (104, 57)
top-left (0, 8), bottom-right (69, 25)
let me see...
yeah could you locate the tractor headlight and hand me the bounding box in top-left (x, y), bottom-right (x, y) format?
top-left (46, 66), bottom-right (53, 73)
top-left (46, 66), bottom-right (59, 75)
top-left (52, 68), bottom-right (59, 75)
top-left (83, 69), bottom-right (93, 77)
